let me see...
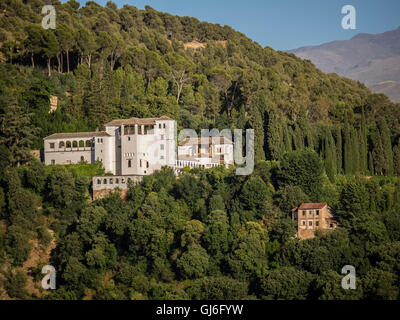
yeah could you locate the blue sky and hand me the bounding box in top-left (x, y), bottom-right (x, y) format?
top-left (66, 0), bottom-right (400, 50)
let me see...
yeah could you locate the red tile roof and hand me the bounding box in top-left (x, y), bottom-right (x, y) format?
top-left (298, 203), bottom-right (327, 210)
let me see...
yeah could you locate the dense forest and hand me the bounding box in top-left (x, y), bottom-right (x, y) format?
top-left (0, 0), bottom-right (400, 300)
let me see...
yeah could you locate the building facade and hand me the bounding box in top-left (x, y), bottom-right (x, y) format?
top-left (291, 203), bottom-right (339, 240)
top-left (44, 116), bottom-right (234, 198)
top-left (177, 137), bottom-right (234, 169)
top-left (44, 116), bottom-right (177, 176)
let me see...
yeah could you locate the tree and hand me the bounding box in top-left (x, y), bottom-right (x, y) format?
top-left (265, 108), bottom-right (283, 160)
top-left (228, 222), bottom-right (269, 281)
top-left (185, 277), bottom-right (248, 300)
top-left (24, 25), bottom-right (43, 68)
top-left (181, 220), bottom-right (204, 248)
top-left (41, 30), bottom-right (59, 76)
top-left (278, 149), bottom-right (324, 201)
top-left (0, 104), bottom-right (37, 166)
top-left (5, 270), bottom-right (28, 299)
top-left (240, 176), bottom-right (271, 219)
top-left (258, 266), bottom-right (314, 300)
top-left (56, 24), bottom-right (75, 73)
top-left (176, 244), bottom-right (210, 279)
top-left (277, 185), bottom-right (310, 213)
top-left (164, 52), bottom-right (193, 103)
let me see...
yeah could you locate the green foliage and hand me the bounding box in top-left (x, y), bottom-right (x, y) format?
top-left (5, 270), bottom-right (28, 299)
top-left (278, 149), bottom-right (324, 201)
top-left (0, 0), bottom-right (400, 301)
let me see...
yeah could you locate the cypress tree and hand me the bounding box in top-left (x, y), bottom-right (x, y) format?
top-left (368, 151), bottom-right (374, 175)
top-left (250, 107), bottom-right (265, 162)
top-left (343, 112), bottom-right (353, 174)
top-left (393, 141), bottom-right (400, 175)
top-left (333, 127), bottom-right (343, 174)
top-left (372, 129), bottom-right (385, 175)
top-left (265, 108), bottom-right (283, 160)
top-left (378, 119), bottom-right (394, 175)
top-left (293, 123), bottom-right (304, 151)
top-left (359, 108), bottom-right (368, 173)
top-left (324, 129), bottom-right (337, 182)
top-left (282, 122), bottom-right (293, 154)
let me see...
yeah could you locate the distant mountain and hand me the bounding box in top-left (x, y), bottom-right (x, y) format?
top-left (289, 27), bottom-right (400, 102)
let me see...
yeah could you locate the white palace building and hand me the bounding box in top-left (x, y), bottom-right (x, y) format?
top-left (43, 116), bottom-right (233, 198)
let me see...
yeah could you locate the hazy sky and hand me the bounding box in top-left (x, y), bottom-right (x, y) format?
top-left (67, 0), bottom-right (400, 50)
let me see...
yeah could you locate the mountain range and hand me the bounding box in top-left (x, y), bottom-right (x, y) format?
top-left (289, 27), bottom-right (400, 102)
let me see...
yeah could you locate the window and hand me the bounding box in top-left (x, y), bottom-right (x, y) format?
top-left (103, 179), bottom-right (107, 184)
top-left (128, 137), bottom-right (131, 141)
top-left (316, 210), bottom-right (320, 216)
top-left (330, 223), bottom-right (334, 228)
top-left (110, 178), bottom-right (113, 184)
top-left (80, 156), bottom-right (84, 162)
top-left (163, 123), bottom-right (166, 129)
top-left (160, 144), bottom-right (164, 150)
top-left (79, 140), bottom-right (84, 148)
top-left (97, 179), bottom-right (101, 184)
top-left (59, 141), bottom-right (65, 148)
top-left (309, 221), bottom-right (313, 226)
top-left (128, 160), bottom-right (131, 168)
top-left (140, 159), bottom-right (142, 168)
top-left (160, 156), bottom-right (164, 160)
top-left (302, 220), bottom-right (306, 226)
top-left (72, 141), bottom-right (78, 148)
top-left (302, 211), bottom-right (306, 217)
top-left (316, 221), bottom-right (319, 227)
top-left (159, 124), bottom-right (161, 129)
top-left (50, 143), bottom-right (55, 149)
top-left (51, 160), bottom-right (55, 165)
top-left (116, 178), bottom-right (119, 184)
top-left (146, 161), bottom-right (149, 168)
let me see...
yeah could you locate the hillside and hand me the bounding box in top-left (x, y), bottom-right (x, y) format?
top-left (1, 0), bottom-right (400, 301)
top-left (289, 27), bottom-right (400, 102)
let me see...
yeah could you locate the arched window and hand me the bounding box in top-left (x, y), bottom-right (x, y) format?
top-left (80, 156), bottom-right (85, 162)
top-left (103, 179), bottom-right (107, 184)
top-left (59, 141), bottom-right (65, 148)
top-left (66, 141), bottom-right (71, 148)
top-left (72, 141), bottom-right (78, 148)
top-left (85, 140), bottom-right (91, 148)
top-left (79, 140), bottom-right (84, 148)
top-left (97, 179), bottom-right (101, 185)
